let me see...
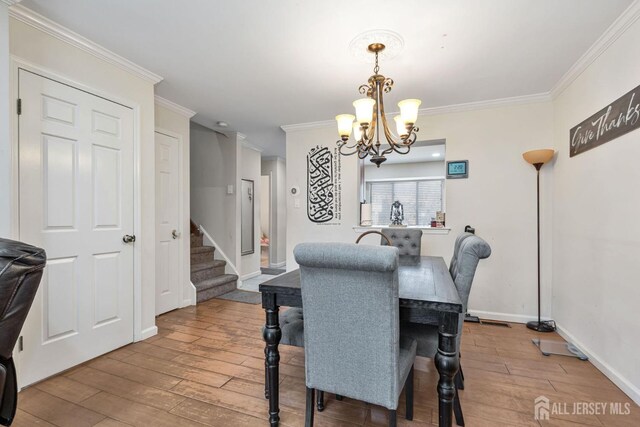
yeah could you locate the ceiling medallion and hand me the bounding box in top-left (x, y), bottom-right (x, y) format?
top-left (335, 42), bottom-right (421, 167)
top-left (348, 29), bottom-right (404, 62)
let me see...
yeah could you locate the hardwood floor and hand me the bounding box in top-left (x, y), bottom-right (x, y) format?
top-left (15, 298), bottom-right (639, 426)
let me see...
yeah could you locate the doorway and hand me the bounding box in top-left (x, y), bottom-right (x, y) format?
top-left (155, 130), bottom-right (183, 315)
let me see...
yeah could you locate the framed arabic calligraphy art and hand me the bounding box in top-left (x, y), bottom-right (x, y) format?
top-left (307, 145), bottom-right (342, 225)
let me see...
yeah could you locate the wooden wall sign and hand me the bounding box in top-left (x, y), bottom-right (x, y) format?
top-left (570, 84), bottom-right (640, 157)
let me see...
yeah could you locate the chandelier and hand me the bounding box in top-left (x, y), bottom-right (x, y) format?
top-left (335, 43), bottom-right (421, 167)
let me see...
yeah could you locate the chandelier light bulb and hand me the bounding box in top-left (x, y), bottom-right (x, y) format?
top-left (335, 114), bottom-right (355, 139)
top-left (353, 98), bottom-right (376, 125)
top-left (393, 115), bottom-right (407, 138)
top-left (398, 98), bottom-right (422, 125)
top-left (353, 122), bottom-right (363, 142)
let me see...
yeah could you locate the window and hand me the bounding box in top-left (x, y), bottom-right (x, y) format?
top-left (367, 179), bottom-right (444, 226)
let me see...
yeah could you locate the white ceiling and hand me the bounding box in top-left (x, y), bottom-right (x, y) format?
top-left (20, 0), bottom-right (633, 157)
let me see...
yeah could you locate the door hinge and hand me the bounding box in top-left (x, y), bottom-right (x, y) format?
top-left (18, 336), bottom-right (23, 352)
top-left (17, 98), bottom-right (22, 116)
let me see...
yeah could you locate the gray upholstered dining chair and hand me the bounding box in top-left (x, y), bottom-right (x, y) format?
top-left (294, 242), bottom-right (417, 427)
top-left (380, 228), bottom-right (423, 256)
top-left (400, 233), bottom-right (491, 426)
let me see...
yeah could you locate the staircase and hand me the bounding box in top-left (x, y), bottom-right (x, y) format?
top-left (190, 229), bottom-right (238, 303)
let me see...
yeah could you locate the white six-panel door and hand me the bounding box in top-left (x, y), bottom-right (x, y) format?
top-left (155, 131), bottom-right (182, 315)
top-left (18, 69), bottom-right (135, 386)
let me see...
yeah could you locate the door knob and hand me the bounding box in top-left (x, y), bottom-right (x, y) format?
top-left (172, 230), bottom-right (180, 239)
top-left (122, 234), bottom-right (136, 244)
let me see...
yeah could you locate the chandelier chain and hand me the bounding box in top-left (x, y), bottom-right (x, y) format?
top-left (374, 51), bottom-right (380, 74)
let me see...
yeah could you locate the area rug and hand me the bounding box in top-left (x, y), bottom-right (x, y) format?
top-left (216, 289), bottom-right (262, 304)
top-left (261, 267), bottom-right (286, 275)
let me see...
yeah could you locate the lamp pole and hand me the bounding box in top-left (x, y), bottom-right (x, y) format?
top-left (525, 160), bottom-right (555, 332)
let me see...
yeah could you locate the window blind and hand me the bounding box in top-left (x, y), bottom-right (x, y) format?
top-left (367, 179), bottom-right (443, 226)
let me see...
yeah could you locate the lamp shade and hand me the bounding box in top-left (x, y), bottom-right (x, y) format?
top-left (398, 98), bottom-right (421, 124)
top-left (335, 114), bottom-right (355, 138)
top-left (523, 149), bottom-right (555, 165)
top-left (353, 98), bottom-right (376, 124)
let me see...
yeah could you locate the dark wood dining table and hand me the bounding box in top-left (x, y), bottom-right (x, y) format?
top-left (260, 255), bottom-right (463, 427)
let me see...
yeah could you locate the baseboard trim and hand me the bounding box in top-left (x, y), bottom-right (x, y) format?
top-left (555, 323), bottom-right (640, 406)
top-left (467, 310), bottom-right (541, 324)
top-left (240, 270), bottom-right (261, 281)
top-left (138, 326), bottom-right (158, 341)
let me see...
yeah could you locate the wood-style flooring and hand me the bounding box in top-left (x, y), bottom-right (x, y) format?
top-left (15, 298), bottom-right (640, 426)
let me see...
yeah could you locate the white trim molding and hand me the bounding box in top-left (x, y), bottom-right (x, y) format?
top-left (352, 225), bottom-right (451, 236)
top-left (154, 95), bottom-right (196, 118)
top-left (139, 326), bottom-right (158, 341)
top-left (281, 92), bottom-right (551, 132)
top-left (154, 95), bottom-right (197, 119)
top-left (1, 1), bottom-right (22, 6)
top-left (240, 270), bottom-right (261, 281)
top-left (467, 310), bottom-right (539, 324)
top-left (241, 140), bottom-right (264, 153)
top-left (556, 323), bottom-right (640, 405)
top-left (551, 0), bottom-right (640, 98)
top-left (8, 4), bottom-right (163, 84)
top-left (199, 224), bottom-right (239, 277)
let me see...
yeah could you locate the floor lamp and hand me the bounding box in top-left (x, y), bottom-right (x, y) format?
top-left (523, 149), bottom-right (556, 332)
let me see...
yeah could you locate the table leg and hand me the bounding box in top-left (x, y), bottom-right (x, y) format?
top-left (263, 295), bottom-right (281, 426)
top-left (434, 312), bottom-right (460, 427)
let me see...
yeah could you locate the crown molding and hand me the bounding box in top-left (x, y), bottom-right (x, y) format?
top-left (281, 92), bottom-right (551, 132)
top-left (154, 95), bottom-right (196, 118)
top-left (8, 4), bottom-right (163, 84)
top-left (418, 92), bottom-right (551, 116)
top-left (1, 1), bottom-right (22, 6)
top-left (551, 0), bottom-right (640, 98)
top-left (241, 139), bottom-right (264, 153)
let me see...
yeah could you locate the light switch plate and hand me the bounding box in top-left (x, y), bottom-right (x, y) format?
top-left (294, 199), bottom-right (300, 208)
top-left (227, 185), bottom-right (234, 195)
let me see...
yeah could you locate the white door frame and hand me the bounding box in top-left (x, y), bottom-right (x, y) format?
top-left (154, 127), bottom-right (188, 310)
top-left (9, 56), bottom-right (144, 386)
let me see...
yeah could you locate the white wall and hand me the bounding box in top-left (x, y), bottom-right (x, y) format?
top-left (364, 160), bottom-right (445, 181)
top-left (0, 3), bottom-right (10, 238)
top-left (154, 102), bottom-right (195, 306)
top-left (9, 15), bottom-right (158, 340)
top-left (239, 145), bottom-right (261, 278)
top-left (285, 101), bottom-right (554, 322)
top-left (190, 123), bottom-right (239, 268)
top-left (551, 15), bottom-right (640, 403)
top-left (262, 157), bottom-right (287, 266)
top-left (286, 127), bottom-right (361, 270)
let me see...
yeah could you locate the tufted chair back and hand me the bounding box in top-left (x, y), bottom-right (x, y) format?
top-left (294, 242), bottom-right (414, 410)
top-left (451, 235), bottom-right (491, 311)
top-left (380, 228), bottom-right (423, 256)
top-left (449, 232), bottom-right (474, 277)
